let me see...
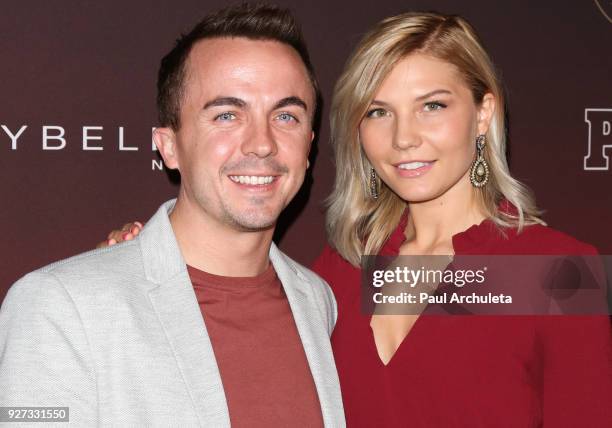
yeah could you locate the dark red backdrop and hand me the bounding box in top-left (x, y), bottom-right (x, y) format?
top-left (1, 0), bottom-right (611, 301)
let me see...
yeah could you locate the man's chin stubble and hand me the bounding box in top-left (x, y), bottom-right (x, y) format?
top-left (221, 210), bottom-right (277, 233)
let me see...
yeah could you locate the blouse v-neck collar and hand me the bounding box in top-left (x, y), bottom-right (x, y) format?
top-left (381, 206), bottom-right (509, 256)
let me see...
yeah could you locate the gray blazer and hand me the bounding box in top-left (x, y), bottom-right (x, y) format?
top-left (0, 200), bottom-right (345, 427)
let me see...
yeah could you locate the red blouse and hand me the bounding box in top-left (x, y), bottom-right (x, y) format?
top-left (312, 215), bottom-right (612, 427)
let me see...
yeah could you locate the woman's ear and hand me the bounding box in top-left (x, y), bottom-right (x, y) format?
top-left (477, 93), bottom-right (496, 135)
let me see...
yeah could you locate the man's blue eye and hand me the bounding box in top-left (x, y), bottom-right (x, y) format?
top-left (216, 112), bottom-right (236, 121)
top-left (277, 113), bottom-right (296, 122)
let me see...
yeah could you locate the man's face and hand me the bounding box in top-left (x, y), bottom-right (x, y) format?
top-left (157, 37), bottom-right (315, 231)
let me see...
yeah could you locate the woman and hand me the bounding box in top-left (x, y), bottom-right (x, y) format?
top-left (105, 12), bottom-right (611, 427)
top-left (313, 11), bottom-right (611, 427)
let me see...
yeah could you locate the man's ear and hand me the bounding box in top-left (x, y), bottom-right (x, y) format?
top-left (306, 130), bottom-right (315, 169)
top-left (153, 127), bottom-right (179, 170)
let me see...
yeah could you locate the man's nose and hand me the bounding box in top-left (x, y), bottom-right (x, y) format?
top-left (240, 118), bottom-right (278, 158)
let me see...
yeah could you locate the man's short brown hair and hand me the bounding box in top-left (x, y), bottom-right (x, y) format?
top-left (157, 3), bottom-right (319, 130)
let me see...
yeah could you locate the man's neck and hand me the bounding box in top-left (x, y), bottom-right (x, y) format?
top-left (169, 197), bottom-right (274, 277)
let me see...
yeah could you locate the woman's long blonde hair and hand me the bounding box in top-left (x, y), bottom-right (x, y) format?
top-left (326, 12), bottom-right (544, 266)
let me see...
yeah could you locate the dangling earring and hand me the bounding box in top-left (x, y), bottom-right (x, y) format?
top-left (369, 167), bottom-right (379, 199)
top-left (470, 134), bottom-right (490, 187)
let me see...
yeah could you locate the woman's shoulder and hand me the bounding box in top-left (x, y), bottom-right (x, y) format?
top-left (311, 244), bottom-right (362, 295)
top-left (495, 223), bottom-right (598, 255)
top-left (482, 200), bottom-right (598, 255)
top-left (455, 215), bottom-right (598, 255)
top-left (312, 244), bottom-right (358, 275)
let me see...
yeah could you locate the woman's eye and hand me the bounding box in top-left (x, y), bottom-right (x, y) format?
top-left (215, 112), bottom-right (237, 121)
top-left (423, 101), bottom-right (447, 112)
top-left (277, 112), bottom-right (297, 123)
top-left (366, 108), bottom-right (389, 118)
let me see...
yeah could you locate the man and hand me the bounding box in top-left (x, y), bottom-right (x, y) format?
top-left (0, 4), bottom-right (344, 426)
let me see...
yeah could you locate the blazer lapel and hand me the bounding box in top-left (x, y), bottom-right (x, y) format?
top-left (140, 200), bottom-right (230, 427)
top-left (270, 244), bottom-right (343, 427)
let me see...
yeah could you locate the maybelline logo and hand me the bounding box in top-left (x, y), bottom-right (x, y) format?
top-left (0, 125), bottom-right (165, 170)
top-left (584, 109), bottom-right (612, 171)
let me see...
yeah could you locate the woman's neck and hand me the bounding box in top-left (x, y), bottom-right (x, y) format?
top-left (403, 185), bottom-right (487, 255)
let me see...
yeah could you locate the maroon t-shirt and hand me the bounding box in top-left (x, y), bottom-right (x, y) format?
top-left (188, 264), bottom-right (324, 428)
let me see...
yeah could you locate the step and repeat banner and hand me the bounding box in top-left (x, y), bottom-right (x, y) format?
top-left (1, 0), bottom-right (610, 299)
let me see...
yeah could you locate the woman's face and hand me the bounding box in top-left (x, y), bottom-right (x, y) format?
top-left (359, 53), bottom-right (495, 204)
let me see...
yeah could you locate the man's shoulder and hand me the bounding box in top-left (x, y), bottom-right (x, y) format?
top-left (6, 200), bottom-right (177, 308)
top-left (272, 248), bottom-right (338, 330)
top-left (274, 249), bottom-right (329, 288)
top-left (272, 248), bottom-right (336, 308)
top-left (43, 239), bottom-right (143, 279)
top-left (9, 239), bottom-right (146, 304)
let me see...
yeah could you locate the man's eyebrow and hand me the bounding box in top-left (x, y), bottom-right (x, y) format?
top-left (273, 96), bottom-right (308, 111)
top-left (203, 96), bottom-right (247, 109)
